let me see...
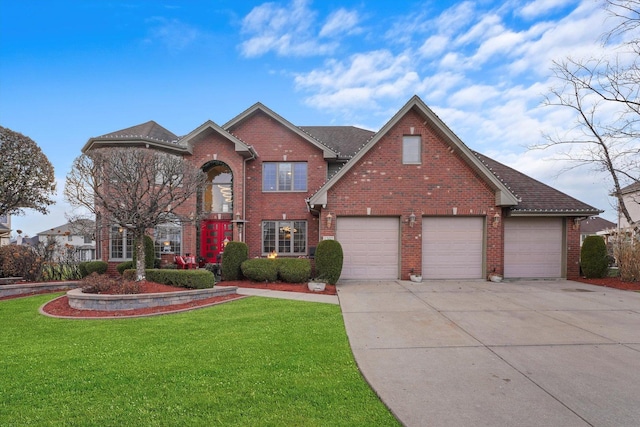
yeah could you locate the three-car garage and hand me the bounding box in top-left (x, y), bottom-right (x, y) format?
top-left (336, 215), bottom-right (566, 280)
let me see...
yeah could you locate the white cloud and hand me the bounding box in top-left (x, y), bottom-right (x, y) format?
top-left (519, 0), bottom-right (577, 20)
top-left (240, 0), bottom-right (353, 57)
top-left (295, 50), bottom-right (417, 110)
top-left (145, 17), bottom-right (200, 51)
top-left (418, 35), bottom-right (449, 58)
top-left (320, 8), bottom-right (360, 38)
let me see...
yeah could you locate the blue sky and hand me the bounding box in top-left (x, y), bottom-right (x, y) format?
top-left (1, 0), bottom-right (625, 236)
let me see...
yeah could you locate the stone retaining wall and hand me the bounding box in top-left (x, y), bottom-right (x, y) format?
top-left (0, 281), bottom-right (80, 298)
top-left (67, 286), bottom-right (238, 311)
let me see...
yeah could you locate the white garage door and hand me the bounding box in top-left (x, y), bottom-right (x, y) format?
top-left (422, 217), bottom-right (484, 279)
top-left (504, 217), bottom-right (563, 278)
top-left (336, 217), bottom-right (399, 280)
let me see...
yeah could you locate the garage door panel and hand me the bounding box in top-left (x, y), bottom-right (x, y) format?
top-left (337, 217), bottom-right (399, 280)
top-left (504, 218), bottom-right (563, 278)
top-left (422, 217), bottom-right (484, 279)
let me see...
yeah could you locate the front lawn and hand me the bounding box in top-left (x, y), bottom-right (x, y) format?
top-left (0, 295), bottom-right (399, 426)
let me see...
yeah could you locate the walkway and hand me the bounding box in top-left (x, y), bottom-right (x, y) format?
top-left (337, 279), bottom-right (640, 426)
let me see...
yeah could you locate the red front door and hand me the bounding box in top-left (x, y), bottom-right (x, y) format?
top-left (200, 220), bottom-right (232, 264)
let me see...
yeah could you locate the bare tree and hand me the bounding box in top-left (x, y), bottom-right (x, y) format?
top-left (536, 0), bottom-right (640, 232)
top-left (65, 147), bottom-right (206, 280)
top-left (0, 126), bottom-right (56, 217)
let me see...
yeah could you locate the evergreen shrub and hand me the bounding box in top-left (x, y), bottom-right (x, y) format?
top-left (241, 259), bottom-right (278, 282)
top-left (221, 241), bottom-right (248, 281)
top-left (581, 235), bottom-right (609, 278)
top-left (314, 239), bottom-right (343, 285)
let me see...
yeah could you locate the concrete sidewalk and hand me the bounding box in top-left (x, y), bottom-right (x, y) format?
top-left (337, 279), bottom-right (640, 426)
top-left (236, 287), bottom-right (339, 304)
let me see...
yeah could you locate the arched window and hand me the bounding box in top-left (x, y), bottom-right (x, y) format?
top-left (203, 163), bottom-right (233, 213)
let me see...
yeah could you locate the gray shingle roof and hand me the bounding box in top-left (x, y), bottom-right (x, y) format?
top-left (621, 181), bottom-right (640, 194)
top-left (580, 216), bottom-right (616, 233)
top-left (474, 151), bottom-right (601, 215)
top-left (299, 126), bottom-right (375, 158)
top-left (97, 121), bottom-right (179, 143)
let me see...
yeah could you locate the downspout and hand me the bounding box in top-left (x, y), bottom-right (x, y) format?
top-left (241, 146), bottom-right (258, 243)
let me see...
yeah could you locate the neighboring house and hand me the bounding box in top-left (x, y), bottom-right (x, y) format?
top-left (37, 220), bottom-right (96, 261)
top-left (580, 216), bottom-right (617, 246)
top-left (0, 214), bottom-right (9, 246)
top-left (618, 181), bottom-right (640, 235)
top-left (83, 96), bottom-right (601, 280)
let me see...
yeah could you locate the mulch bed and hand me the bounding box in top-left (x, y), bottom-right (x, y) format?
top-left (6, 280), bottom-right (336, 319)
top-left (572, 276), bottom-right (640, 291)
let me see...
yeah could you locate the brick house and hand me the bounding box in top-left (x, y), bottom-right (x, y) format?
top-left (83, 95), bottom-right (600, 280)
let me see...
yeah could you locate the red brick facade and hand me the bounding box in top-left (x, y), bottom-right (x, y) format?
top-left (93, 97), bottom-right (595, 280)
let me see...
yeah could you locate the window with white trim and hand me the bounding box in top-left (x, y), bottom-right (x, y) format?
top-left (110, 226), bottom-right (134, 260)
top-left (263, 162), bottom-right (307, 192)
top-left (262, 221), bottom-right (307, 255)
top-left (402, 135), bottom-right (421, 164)
top-left (154, 222), bottom-right (182, 256)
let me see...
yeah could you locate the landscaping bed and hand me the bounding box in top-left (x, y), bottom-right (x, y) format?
top-left (573, 276), bottom-right (640, 291)
top-left (42, 280), bottom-right (244, 318)
top-left (221, 280), bottom-right (337, 295)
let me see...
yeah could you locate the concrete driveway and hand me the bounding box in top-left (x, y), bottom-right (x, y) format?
top-left (337, 279), bottom-right (640, 427)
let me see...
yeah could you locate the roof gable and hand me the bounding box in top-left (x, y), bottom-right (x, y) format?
top-left (224, 103), bottom-right (338, 159)
top-left (179, 120), bottom-right (257, 158)
top-left (308, 95), bottom-right (519, 207)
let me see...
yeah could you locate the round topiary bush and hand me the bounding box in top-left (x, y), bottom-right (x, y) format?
top-left (314, 239), bottom-right (343, 285)
top-left (221, 241), bottom-right (248, 281)
top-left (116, 261), bottom-right (134, 275)
top-left (84, 260), bottom-right (108, 276)
top-left (581, 235), bottom-right (609, 278)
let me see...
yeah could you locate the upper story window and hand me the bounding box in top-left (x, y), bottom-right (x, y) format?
top-left (203, 163), bottom-right (233, 213)
top-left (402, 135), bottom-right (421, 164)
top-left (263, 162), bottom-right (307, 192)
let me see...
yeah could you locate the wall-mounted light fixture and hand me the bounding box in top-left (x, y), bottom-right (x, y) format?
top-left (573, 217), bottom-right (581, 230)
top-left (282, 213), bottom-right (287, 220)
top-left (326, 212), bottom-right (333, 229)
top-left (408, 212), bottom-right (416, 228)
top-left (492, 212), bottom-right (501, 228)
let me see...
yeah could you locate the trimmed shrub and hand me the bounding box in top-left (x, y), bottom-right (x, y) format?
top-left (315, 239), bottom-right (343, 285)
top-left (277, 258), bottom-right (311, 283)
top-left (116, 261), bottom-right (134, 275)
top-left (78, 262), bottom-right (89, 278)
top-left (581, 235), bottom-right (609, 278)
top-left (124, 269), bottom-right (215, 289)
top-left (85, 260), bottom-right (108, 276)
top-left (241, 259), bottom-right (278, 282)
top-left (221, 241), bottom-right (248, 281)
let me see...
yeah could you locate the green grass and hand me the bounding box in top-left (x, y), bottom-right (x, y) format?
top-left (0, 294), bottom-right (399, 426)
